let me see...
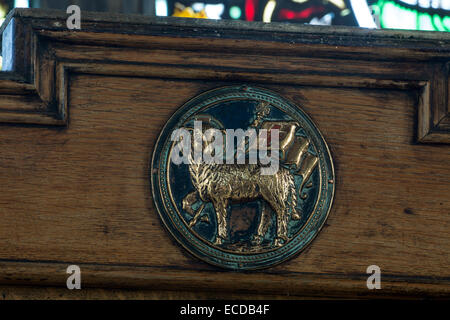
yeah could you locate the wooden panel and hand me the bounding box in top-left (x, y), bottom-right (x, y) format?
top-left (0, 74), bottom-right (449, 297)
top-left (0, 9), bottom-right (449, 298)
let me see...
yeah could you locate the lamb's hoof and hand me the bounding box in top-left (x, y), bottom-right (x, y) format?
top-left (251, 235), bottom-right (263, 246)
top-left (214, 237), bottom-right (225, 246)
top-left (274, 237), bottom-right (286, 247)
top-left (292, 212), bottom-right (302, 221)
top-left (182, 202), bottom-right (194, 216)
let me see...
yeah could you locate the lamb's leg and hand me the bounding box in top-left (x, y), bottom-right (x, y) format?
top-left (182, 191), bottom-right (200, 216)
top-left (274, 209), bottom-right (289, 247)
top-left (260, 187), bottom-right (288, 247)
top-left (252, 201), bottom-right (271, 245)
top-left (212, 198), bottom-right (229, 245)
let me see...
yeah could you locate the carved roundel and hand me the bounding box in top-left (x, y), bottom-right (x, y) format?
top-left (151, 86), bottom-right (334, 270)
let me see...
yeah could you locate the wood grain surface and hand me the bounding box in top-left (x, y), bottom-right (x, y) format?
top-left (0, 9), bottom-right (449, 298)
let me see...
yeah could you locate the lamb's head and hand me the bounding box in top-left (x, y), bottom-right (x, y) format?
top-left (181, 115), bottom-right (226, 165)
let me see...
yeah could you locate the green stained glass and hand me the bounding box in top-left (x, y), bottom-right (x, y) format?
top-left (433, 14), bottom-right (446, 32)
top-left (229, 6), bottom-right (241, 20)
top-left (418, 13), bottom-right (434, 31)
top-left (377, 0), bottom-right (450, 32)
top-left (443, 16), bottom-right (450, 31)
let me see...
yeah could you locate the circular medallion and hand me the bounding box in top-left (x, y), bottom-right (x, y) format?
top-left (151, 86), bottom-right (334, 270)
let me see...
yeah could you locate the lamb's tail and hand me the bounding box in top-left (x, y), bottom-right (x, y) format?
top-left (278, 169), bottom-right (301, 221)
top-left (289, 175), bottom-right (302, 221)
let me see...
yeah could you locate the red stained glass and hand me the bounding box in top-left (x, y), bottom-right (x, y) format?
top-left (279, 6), bottom-right (325, 20)
top-left (245, 0), bottom-right (258, 21)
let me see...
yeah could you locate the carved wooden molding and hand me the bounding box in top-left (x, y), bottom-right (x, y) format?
top-left (1, 8), bottom-right (450, 145)
top-left (418, 63), bottom-right (450, 143)
top-left (0, 260), bottom-right (448, 298)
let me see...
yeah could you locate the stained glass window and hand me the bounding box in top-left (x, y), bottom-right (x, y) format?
top-left (0, 0), bottom-right (448, 32)
top-left (160, 0), bottom-right (450, 31)
top-left (164, 0), bottom-right (359, 24)
top-left (372, 0), bottom-right (450, 31)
